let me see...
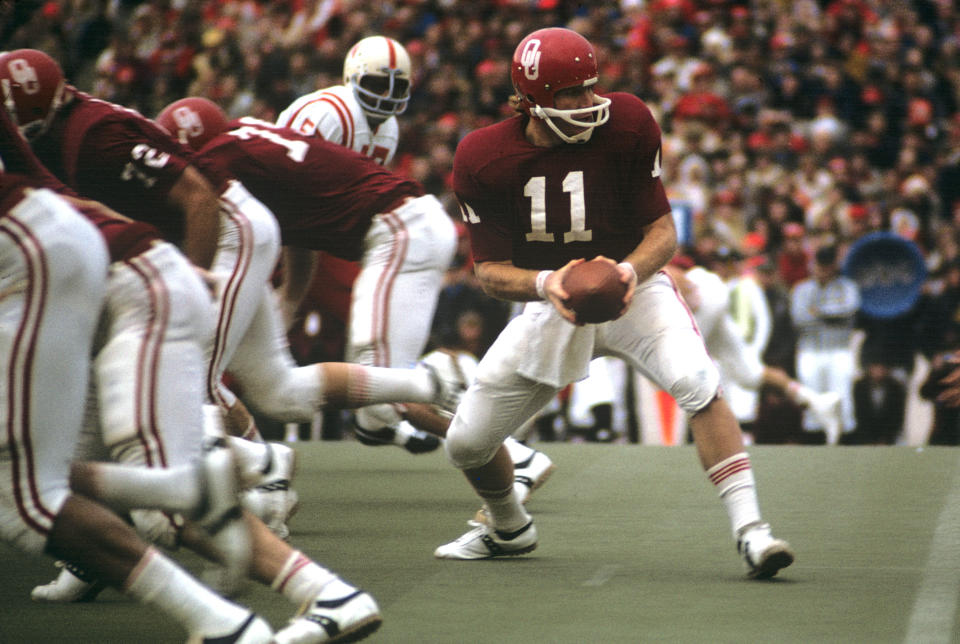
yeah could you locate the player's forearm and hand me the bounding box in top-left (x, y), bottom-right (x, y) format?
top-left (475, 260), bottom-right (541, 302)
top-left (279, 246), bottom-right (316, 327)
top-left (169, 166), bottom-right (222, 269)
top-left (620, 212), bottom-right (677, 283)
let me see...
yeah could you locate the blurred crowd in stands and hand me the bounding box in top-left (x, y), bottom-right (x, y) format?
top-left (5, 0), bottom-right (960, 445)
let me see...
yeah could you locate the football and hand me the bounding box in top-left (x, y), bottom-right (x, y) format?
top-left (561, 258), bottom-right (628, 324)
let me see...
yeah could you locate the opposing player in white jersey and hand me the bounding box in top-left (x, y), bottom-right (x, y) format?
top-left (279, 47), bottom-right (558, 481)
top-left (664, 256), bottom-right (843, 440)
top-left (276, 36), bottom-right (455, 453)
top-left (277, 35), bottom-right (407, 166)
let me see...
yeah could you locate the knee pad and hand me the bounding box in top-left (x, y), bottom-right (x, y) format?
top-left (668, 363), bottom-right (721, 415)
top-left (444, 416), bottom-right (500, 470)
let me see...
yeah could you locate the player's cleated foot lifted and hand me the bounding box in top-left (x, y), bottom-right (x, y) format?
top-left (194, 437), bottom-right (252, 594)
top-left (737, 521), bottom-right (794, 579)
top-left (31, 560), bottom-right (105, 603)
top-left (434, 520), bottom-right (538, 560)
top-left (272, 589), bottom-right (382, 644)
top-left (418, 355), bottom-right (467, 414)
top-left (353, 420), bottom-right (441, 454)
top-left (187, 612), bottom-right (273, 643)
top-left (242, 442), bottom-right (299, 540)
top-left (513, 449), bottom-right (556, 504)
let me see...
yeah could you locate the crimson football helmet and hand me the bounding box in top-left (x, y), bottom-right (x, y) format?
top-left (343, 36), bottom-right (411, 120)
top-left (0, 49), bottom-right (69, 140)
top-left (511, 28), bottom-right (610, 143)
top-left (155, 97), bottom-right (228, 150)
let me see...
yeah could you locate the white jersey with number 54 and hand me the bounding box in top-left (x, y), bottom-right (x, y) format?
top-left (276, 84), bottom-right (399, 166)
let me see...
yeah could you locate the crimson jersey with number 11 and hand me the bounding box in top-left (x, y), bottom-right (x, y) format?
top-left (453, 92), bottom-right (670, 271)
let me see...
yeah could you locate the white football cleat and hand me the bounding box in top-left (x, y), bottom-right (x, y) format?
top-left (31, 561), bottom-right (104, 603)
top-left (808, 391), bottom-right (843, 446)
top-left (512, 449), bottom-right (556, 504)
top-left (418, 350), bottom-right (470, 414)
top-left (737, 522), bottom-right (794, 579)
top-left (187, 612), bottom-right (273, 644)
top-left (353, 420), bottom-right (441, 454)
top-left (272, 589), bottom-right (382, 644)
top-left (434, 520), bottom-right (538, 560)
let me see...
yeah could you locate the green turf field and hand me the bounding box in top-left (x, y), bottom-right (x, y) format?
top-left (2, 443), bottom-right (959, 643)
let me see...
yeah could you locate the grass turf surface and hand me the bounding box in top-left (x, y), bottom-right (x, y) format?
top-left (2, 443), bottom-right (959, 643)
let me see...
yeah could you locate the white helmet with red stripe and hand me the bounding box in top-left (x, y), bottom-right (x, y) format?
top-left (342, 36), bottom-right (411, 120)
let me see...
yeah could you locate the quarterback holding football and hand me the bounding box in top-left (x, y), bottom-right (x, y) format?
top-left (433, 27), bottom-right (794, 581)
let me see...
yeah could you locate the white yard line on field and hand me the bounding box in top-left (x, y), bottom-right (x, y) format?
top-left (582, 564), bottom-right (621, 587)
top-left (903, 453), bottom-right (960, 644)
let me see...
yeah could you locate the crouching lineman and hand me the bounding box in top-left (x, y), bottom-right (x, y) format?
top-left (0, 49), bottom-right (383, 643)
top-left (0, 157), bottom-right (274, 642)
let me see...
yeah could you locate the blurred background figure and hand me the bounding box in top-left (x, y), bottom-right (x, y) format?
top-left (849, 354), bottom-right (907, 445)
top-left (789, 245), bottom-right (861, 444)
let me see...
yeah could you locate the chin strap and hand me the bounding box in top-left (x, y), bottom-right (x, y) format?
top-left (531, 94), bottom-right (611, 144)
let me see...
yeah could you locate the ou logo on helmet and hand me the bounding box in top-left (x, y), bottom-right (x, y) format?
top-left (5, 58), bottom-right (40, 95)
top-left (171, 106), bottom-right (205, 140)
top-left (520, 39), bottom-right (542, 80)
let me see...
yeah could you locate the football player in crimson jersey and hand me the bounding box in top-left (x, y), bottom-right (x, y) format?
top-left (0, 145), bottom-right (275, 641)
top-left (158, 98), bottom-right (461, 448)
top-left (0, 87), bottom-right (386, 643)
top-left (160, 96), bottom-right (556, 504)
top-left (276, 36), bottom-right (454, 453)
top-left (0, 48), bottom-right (281, 427)
top-left (0, 101), bottom-right (256, 592)
top-left (434, 27), bottom-right (794, 579)
top-left (0, 48), bottom-right (453, 452)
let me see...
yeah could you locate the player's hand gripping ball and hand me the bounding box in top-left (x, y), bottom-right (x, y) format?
top-left (562, 258), bottom-right (628, 324)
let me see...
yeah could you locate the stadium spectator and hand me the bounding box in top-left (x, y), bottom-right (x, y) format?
top-left (919, 349), bottom-right (960, 445)
top-left (789, 244), bottom-right (862, 445)
top-left (849, 353), bottom-right (907, 445)
top-left (6, 0), bottom-right (960, 448)
top-left (777, 222), bottom-right (812, 287)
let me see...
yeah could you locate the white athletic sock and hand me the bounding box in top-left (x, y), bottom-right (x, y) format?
top-left (125, 547), bottom-right (248, 636)
top-left (270, 550), bottom-right (354, 606)
top-left (706, 452), bottom-right (761, 538)
top-left (350, 365), bottom-right (435, 406)
top-left (503, 436), bottom-right (535, 465)
top-left (478, 484), bottom-right (531, 534)
top-left (87, 463), bottom-right (201, 514)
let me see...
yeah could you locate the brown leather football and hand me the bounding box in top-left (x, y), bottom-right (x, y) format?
top-left (561, 259), bottom-right (627, 323)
